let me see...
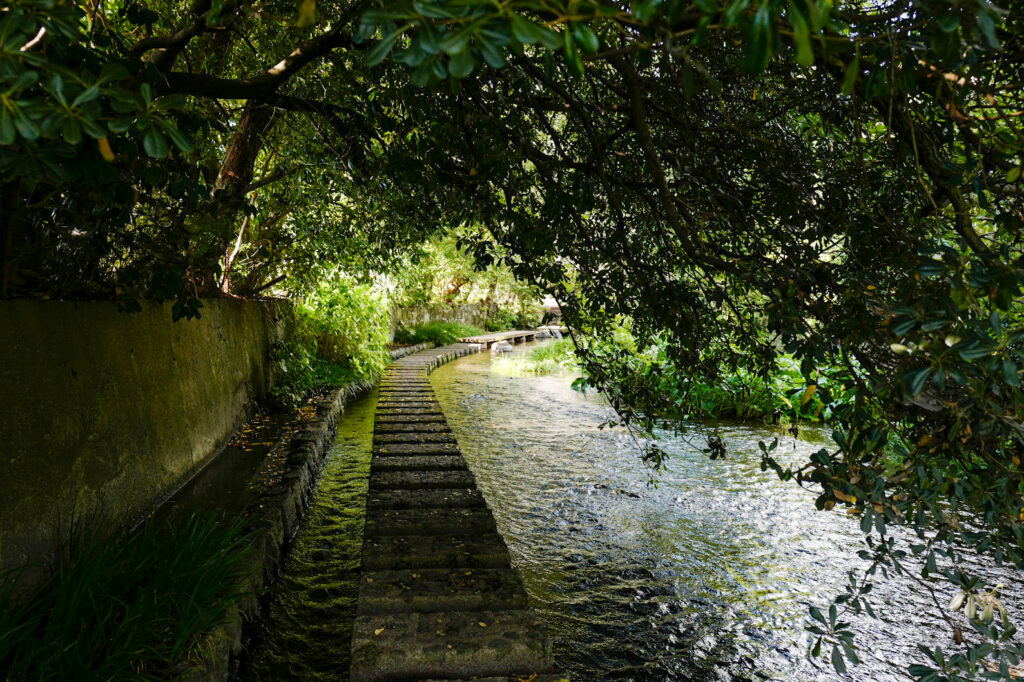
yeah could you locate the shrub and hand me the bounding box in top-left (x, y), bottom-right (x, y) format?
top-left (0, 513), bottom-right (251, 681)
top-left (485, 305), bottom-right (541, 332)
top-left (393, 321), bottom-right (484, 346)
top-left (272, 277), bottom-right (393, 404)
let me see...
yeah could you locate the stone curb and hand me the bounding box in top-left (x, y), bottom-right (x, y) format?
top-left (389, 341), bottom-right (436, 361)
top-left (175, 386), bottom-right (348, 681)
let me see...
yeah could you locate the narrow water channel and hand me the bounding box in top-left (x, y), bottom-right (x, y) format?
top-left (242, 341), bottom-right (1020, 681)
top-left (240, 388), bottom-right (377, 681)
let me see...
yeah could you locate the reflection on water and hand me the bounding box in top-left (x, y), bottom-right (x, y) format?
top-left (429, 342), bottom-right (1020, 681)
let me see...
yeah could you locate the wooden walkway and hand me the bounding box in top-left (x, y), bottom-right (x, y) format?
top-left (350, 344), bottom-right (566, 682)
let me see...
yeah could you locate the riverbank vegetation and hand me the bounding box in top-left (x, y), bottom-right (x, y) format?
top-left (393, 321), bottom-right (484, 346)
top-left (271, 233), bottom-right (541, 404)
top-left (493, 339), bottom-right (579, 376)
top-left (0, 514), bottom-right (251, 680)
top-left (3, 0), bottom-right (1023, 677)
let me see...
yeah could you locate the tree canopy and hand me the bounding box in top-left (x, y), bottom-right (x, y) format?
top-left (2, 0), bottom-right (1024, 676)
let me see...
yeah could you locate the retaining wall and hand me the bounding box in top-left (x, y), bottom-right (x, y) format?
top-left (0, 299), bottom-right (286, 574)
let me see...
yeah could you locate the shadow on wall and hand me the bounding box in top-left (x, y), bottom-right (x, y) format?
top-left (0, 299), bottom-right (285, 579)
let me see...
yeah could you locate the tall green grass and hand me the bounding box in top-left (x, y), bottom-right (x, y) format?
top-left (0, 513), bottom-right (252, 681)
top-left (393, 321), bottom-right (484, 346)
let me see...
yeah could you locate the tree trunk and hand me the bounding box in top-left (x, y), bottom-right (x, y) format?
top-left (215, 103), bottom-right (276, 208)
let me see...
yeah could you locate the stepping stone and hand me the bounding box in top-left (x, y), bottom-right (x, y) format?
top-left (373, 432), bottom-right (456, 445)
top-left (368, 470), bottom-right (476, 490)
top-left (357, 568), bottom-right (527, 613)
top-left (374, 414), bottom-right (447, 424)
top-left (361, 533), bottom-right (511, 570)
top-left (349, 609), bottom-right (553, 682)
top-left (376, 395), bottom-right (440, 401)
top-left (370, 455), bottom-right (468, 472)
top-left (353, 344), bottom-right (566, 682)
top-left (373, 443), bottom-right (460, 456)
top-left (364, 507), bottom-right (496, 536)
top-left (377, 403), bottom-right (443, 411)
top-left (372, 403), bottom-right (444, 413)
top-left (366, 488), bottom-right (485, 511)
top-left (374, 423), bottom-right (451, 434)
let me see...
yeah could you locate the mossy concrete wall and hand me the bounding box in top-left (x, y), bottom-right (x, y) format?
top-left (0, 299), bottom-right (286, 573)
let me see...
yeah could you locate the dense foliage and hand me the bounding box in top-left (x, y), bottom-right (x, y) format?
top-left (0, 513), bottom-right (251, 680)
top-left (393, 320), bottom-right (483, 345)
top-left (271, 274), bottom-right (393, 404)
top-left (394, 231), bottom-right (539, 309)
top-left (3, 0), bottom-right (1024, 676)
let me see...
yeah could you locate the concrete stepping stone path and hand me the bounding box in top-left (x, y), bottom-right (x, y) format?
top-left (350, 344), bottom-right (565, 682)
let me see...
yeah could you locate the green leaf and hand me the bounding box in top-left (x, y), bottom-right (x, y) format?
top-left (0, 108), bottom-right (16, 147)
top-left (13, 110), bottom-right (39, 141)
top-left (563, 29), bottom-right (584, 76)
top-left (48, 74), bottom-right (66, 105)
top-left (633, 0), bottom-right (662, 22)
top-left (159, 121), bottom-right (193, 153)
top-left (62, 117), bottom-right (82, 145)
top-left (722, 0), bottom-right (750, 27)
top-left (71, 85), bottom-right (100, 107)
top-left (1007, 166), bottom-right (1022, 183)
top-left (143, 129), bottom-right (169, 158)
top-left (831, 645), bottom-right (847, 674)
top-left (936, 13), bottom-right (959, 33)
top-left (959, 346), bottom-right (993, 361)
top-left (367, 28), bottom-right (404, 66)
top-left (743, 3), bottom-right (774, 73)
top-left (840, 52), bottom-right (860, 95)
top-left (787, 2), bottom-right (813, 67)
top-left (510, 14), bottom-right (541, 44)
top-left (976, 8), bottom-right (999, 48)
top-left (479, 40), bottom-right (505, 69)
top-left (573, 24), bottom-right (600, 54)
top-left (6, 70), bottom-right (38, 94)
top-left (905, 367), bottom-right (932, 396)
top-left (448, 48), bottom-right (475, 79)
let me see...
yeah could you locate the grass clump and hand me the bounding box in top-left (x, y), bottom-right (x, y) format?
top-left (493, 339), bottom-right (579, 376)
top-left (0, 513), bottom-right (252, 681)
top-left (393, 321), bottom-right (484, 346)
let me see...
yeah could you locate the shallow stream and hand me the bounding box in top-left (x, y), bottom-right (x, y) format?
top-left (242, 341), bottom-right (1020, 681)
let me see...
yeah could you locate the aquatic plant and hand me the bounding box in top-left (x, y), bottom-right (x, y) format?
top-left (493, 340), bottom-right (579, 376)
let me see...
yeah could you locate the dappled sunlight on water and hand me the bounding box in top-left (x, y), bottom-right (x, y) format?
top-left (430, 342), bottom-right (1022, 681)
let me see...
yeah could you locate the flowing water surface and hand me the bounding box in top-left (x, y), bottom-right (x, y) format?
top-left (243, 342), bottom-right (1020, 681)
top-left (429, 343), bottom-right (1021, 681)
top-left (241, 389), bottom-right (377, 681)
